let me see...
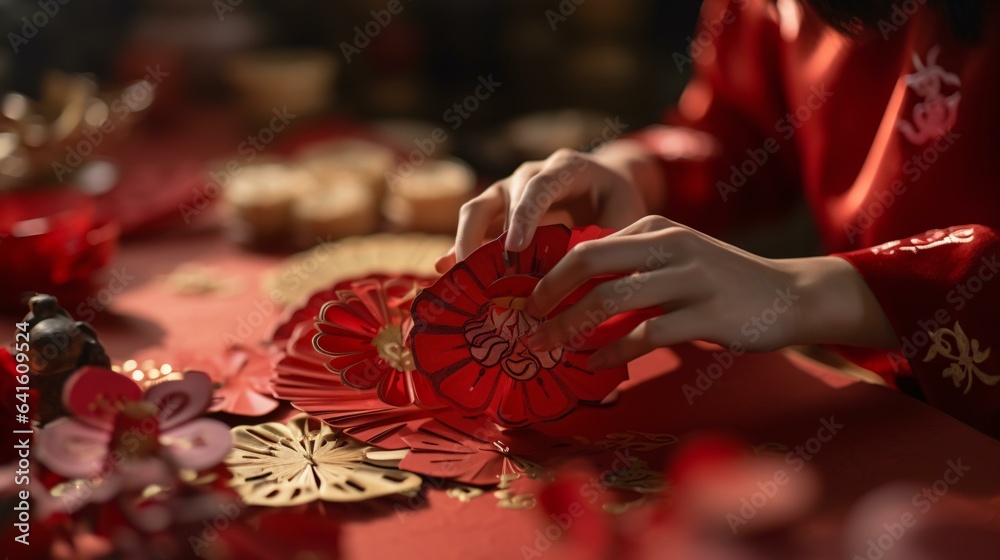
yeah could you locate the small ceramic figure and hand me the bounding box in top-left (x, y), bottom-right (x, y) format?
top-left (23, 294), bottom-right (110, 423)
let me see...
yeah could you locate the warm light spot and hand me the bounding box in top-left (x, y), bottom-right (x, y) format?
top-left (161, 364), bottom-right (173, 374)
top-left (123, 359), bottom-right (137, 371)
top-left (131, 370), bottom-right (144, 381)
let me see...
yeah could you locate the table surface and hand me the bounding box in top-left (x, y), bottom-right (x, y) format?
top-left (5, 224), bottom-right (1000, 560)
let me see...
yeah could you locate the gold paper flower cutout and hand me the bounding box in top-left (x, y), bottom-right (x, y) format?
top-left (924, 321), bottom-right (997, 394)
top-left (574, 431), bottom-right (679, 453)
top-left (603, 459), bottom-right (666, 495)
top-left (226, 414), bottom-right (422, 506)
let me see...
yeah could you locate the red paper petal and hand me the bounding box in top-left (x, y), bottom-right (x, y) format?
top-left (63, 367), bottom-right (143, 430)
top-left (410, 225), bottom-right (630, 427)
top-left (399, 415), bottom-right (592, 485)
top-left (144, 371), bottom-right (213, 430)
top-left (436, 360), bottom-right (501, 412)
top-left (269, 274), bottom-right (449, 448)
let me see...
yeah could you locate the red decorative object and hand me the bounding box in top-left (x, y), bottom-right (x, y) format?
top-left (0, 188), bottom-right (118, 312)
top-left (155, 345), bottom-right (279, 417)
top-left (36, 367), bottom-right (232, 480)
top-left (409, 225), bottom-right (632, 428)
top-left (270, 274), bottom-right (447, 449)
top-left (399, 414), bottom-right (586, 486)
top-left (313, 275), bottom-right (440, 407)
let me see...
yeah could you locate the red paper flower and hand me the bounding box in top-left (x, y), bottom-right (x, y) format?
top-left (409, 225), bottom-right (632, 427)
top-left (312, 275), bottom-right (440, 407)
top-left (180, 346), bottom-right (278, 416)
top-left (269, 274), bottom-right (447, 449)
top-left (399, 414), bottom-right (587, 486)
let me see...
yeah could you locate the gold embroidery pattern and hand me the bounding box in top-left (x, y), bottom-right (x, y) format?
top-left (924, 321), bottom-right (997, 394)
top-left (603, 459), bottom-right (665, 494)
top-left (445, 485), bottom-right (485, 503)
top-left (871, 228), bottom-right (975, 256)
top-left (494, 473), bottom-right (537, 510)
top-left (575, 432), bottom-right (680, 453)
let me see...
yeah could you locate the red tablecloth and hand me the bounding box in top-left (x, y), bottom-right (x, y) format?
top-left (5, 226), bottom-right (1000, 560)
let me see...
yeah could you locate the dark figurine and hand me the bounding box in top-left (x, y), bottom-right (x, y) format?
top-left (22, 294), bottom-right (110, 423)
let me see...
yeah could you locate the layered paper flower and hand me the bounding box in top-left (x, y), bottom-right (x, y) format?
top-left (270, 274), bottom-right (446, 449)
top-left (36, 367), bottom-right (233, 480)
top-left (399, 414), bottom-right (587, 486)
top-left (409, 225), bottom-right (633, 427)
top-left (226, 414), bottom-right (422, 505)
top-left (179, 346), bottom-right (279, 416)
top-left (312, 275), bottom-right (440, 407)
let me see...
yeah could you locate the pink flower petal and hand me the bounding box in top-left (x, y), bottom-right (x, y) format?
top-left (36, 418), bottom-right (111, 479)
top-left (144, 371), bottom-right (214, 430)
top-left (160, 418), bottom-right (232, 471)
top-left (63, 367), bottom-right (143, 430)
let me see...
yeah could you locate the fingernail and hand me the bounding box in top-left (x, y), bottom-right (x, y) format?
top-left (586, 353), bottom-right (607, 370)
top-left (507, 231), bottom-right (525, 251)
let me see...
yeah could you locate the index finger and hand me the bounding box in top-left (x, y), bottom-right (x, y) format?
top-left (455, 183), bottom-right (507, 261)
top-left (524, 232), bottom-right (667, 318)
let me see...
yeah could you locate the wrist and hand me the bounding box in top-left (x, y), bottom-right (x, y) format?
top-left (784, 256), bottom-right (899, 349)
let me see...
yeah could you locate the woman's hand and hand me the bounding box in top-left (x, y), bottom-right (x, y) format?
top-left (436, 141), bottom-right (664, 272)
top-left (522, 216), bottom-right (899, 369)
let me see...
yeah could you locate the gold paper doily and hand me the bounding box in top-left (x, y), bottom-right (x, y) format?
top-left (262, 233), bottom-right (452, 307)
top-left (225, 414), bottom-right (422, 506)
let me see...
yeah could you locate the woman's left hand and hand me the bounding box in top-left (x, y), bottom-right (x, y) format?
top-left (522, 216), bottom-right (899, 369)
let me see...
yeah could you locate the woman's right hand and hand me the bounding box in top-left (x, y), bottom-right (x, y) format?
top-left (436, 142), bottom-right (660, 272)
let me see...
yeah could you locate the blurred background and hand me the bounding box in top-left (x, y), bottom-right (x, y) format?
top-left (0, 0), bottom-right (700, 131)
top-left (0, 0), bottom-right (815, 312)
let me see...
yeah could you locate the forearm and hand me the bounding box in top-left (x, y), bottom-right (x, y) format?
top-left (785, 256), bottom-right (899, 349)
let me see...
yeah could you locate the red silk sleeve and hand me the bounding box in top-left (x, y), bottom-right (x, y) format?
top-left (629, 0), bottom-right (802, 235)
top-left (834, 225), bottom-right (1000, 438)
